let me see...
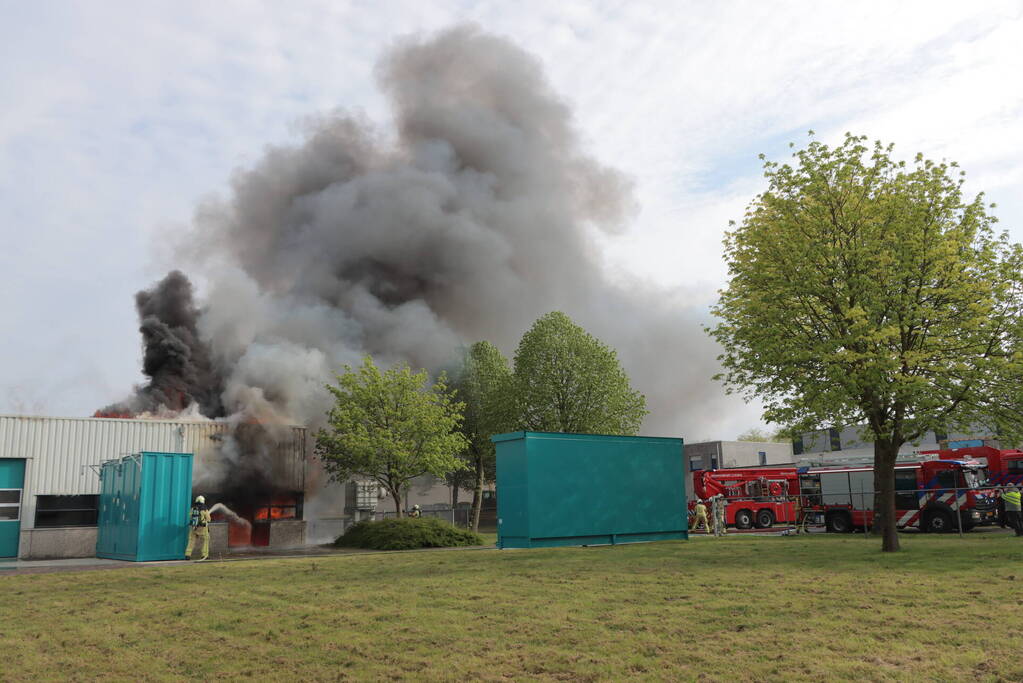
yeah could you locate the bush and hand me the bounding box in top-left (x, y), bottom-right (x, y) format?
top-left (335, 516), bottom-right (485, 551)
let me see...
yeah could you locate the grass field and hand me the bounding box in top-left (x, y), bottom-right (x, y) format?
top-left (3, 533), bottom-right (1022, 681)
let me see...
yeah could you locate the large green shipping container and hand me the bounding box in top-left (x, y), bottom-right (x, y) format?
top-left (96, 452), bottom-right (193, 561)
top-left (492, 431), bottom-right (686, 549)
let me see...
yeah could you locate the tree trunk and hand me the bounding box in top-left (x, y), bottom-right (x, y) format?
top-left (392, 488), bottom-right (404, 518)
top-left (452, 482), bottom-right (459, 508)
top-left (471, 455), bottom-right (485, 532)
top-left (873, 439), bottom-right (900, 552)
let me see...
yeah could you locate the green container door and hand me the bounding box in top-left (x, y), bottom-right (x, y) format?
top-left (493, 432), bottom-right (687, 549)
top-left (0, 459), bottom-right (26, 558)
top-left (96, 452), bottom-right (193, 561)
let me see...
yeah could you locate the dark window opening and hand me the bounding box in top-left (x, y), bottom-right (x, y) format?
top-left (935, 469), bottom-right (966, 490)
top-left (894, 470), bottom-right (918, 491)
top-left (1006, 459), bottom-right (1023, 475)
top-left (829, 428), bottom-right (841, 451)
top-left (36, 495), bottom-right (99, 528)
top-left (895, 469), bottom-right (919, 510)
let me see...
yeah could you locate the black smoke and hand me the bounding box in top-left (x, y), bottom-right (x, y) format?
top-left (98, 270), bottom-right (223, 417)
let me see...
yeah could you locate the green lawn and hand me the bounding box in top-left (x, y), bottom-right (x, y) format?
top-left (3, 533), bottom-right (1021, 681)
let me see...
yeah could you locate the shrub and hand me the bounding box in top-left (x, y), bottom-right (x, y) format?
top-left (335, 516), bottom-right (485, 551)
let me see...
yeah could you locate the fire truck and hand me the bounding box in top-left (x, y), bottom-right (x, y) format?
top-left (691, 457), bottom-right (998, 533)
top-left (805, 458), bottom-right (998, 533)
top-left (691, 467), bottom-right (801, 529)
top-left (922, 445), bottom-right (1023, 526)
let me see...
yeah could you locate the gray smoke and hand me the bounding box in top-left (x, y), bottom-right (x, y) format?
top-left (177, 24), bottom-right (728, 437)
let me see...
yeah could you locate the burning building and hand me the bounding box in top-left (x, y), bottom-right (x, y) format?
top-left (0, 414), bottom-right (306, 560)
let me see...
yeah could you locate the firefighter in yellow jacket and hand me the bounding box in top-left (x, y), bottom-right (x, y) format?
top-left (692, 499), bottom-right (711, 534)
top-left (185, 495), bottom-right (212, 561)
top-left (1002, 486), bottom-right (1022, 537)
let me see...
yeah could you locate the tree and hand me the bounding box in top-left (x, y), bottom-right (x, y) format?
top-left (449, 341), bottom-right (514, 531)
top-left (511, 311), bottom-right (648, 434)
top-left (315, 356), bottom-right (468, 517)
top-left (711, 133), bottom-right (1023, 552)
top-left (736, 428), bottom-right (787, 443)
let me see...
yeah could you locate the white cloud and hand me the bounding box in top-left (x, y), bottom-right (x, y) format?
top-left (1, 1), bottom-right (1021, 439)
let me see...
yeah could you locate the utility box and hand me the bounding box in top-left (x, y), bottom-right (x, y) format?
top-left (492, 431), bottom-right (686, 549)
top-left (96, 451), bottom-right (193, 562)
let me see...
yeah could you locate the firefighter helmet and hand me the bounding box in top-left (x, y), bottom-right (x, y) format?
top-left (195, 495), bottom-right (205, 504)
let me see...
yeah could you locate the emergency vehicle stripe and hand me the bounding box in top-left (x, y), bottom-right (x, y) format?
top-left (897, 509), bottom-right (917, 526)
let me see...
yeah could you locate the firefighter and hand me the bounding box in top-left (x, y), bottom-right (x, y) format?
top-left (185, 495), bottom-right (212, 561)
top-left (692, 499), bottom-right (711, 534)
top-left (1002, 485), bottom-right (1022, 536)
top-left (409, 504), bottom-right (422, 518)
top-left (712, 494), bottom-right (727, 537)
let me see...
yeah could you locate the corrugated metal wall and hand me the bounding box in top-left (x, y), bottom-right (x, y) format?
top-left (0, 415), bottom-right (306, 530)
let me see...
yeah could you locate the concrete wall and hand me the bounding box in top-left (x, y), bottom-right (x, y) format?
top-left (269, 520), bottom-right (306, 549)
top-left (19, 527), bottom-right (97, 559)
top-left (207, 522), bottom-right (229, 558)
top-left (797, 424), bottom-right (998, 458)
top-left (719, 441), bottom-right (793, 469)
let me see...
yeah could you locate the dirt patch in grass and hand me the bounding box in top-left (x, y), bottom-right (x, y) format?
top-left (2, 534), bottom-right (1021, 681)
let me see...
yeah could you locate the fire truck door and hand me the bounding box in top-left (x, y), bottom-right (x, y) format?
top-left (894, 469), bottom-right (918, 511)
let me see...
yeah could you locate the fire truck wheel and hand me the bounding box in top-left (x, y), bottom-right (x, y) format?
top-left (922, 510), bottom-right (954, 533)
top-left (754, 509), bottom-right (774, 529)
top-left (825, 511), bottom-right (853, 533)
top-left (734, 509), bottom-right (753, 529)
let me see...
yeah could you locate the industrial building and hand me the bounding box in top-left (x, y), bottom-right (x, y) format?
top-left (793, 425), bottom-right (997, 465)
top-left (684, 440), bottom-right (793, 494)
top-left (0, 415), bottom-right (307, 559)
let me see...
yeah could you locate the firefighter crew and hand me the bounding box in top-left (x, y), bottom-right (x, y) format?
top-left (185, 495), bottom-right (212, 561)
top-left (1002, 485), bottom-right (1022, 536)
top-left (692, 499), bottom-right (711, 534)
top-left (712, 494), bottom-right (727, 537)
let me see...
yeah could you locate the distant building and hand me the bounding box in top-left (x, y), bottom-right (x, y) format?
top-left (793, 425), bottom-right (998, 465)
top-left (684, 440), bottom-right (793, 495)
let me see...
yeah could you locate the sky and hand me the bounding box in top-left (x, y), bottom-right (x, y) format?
top-left (1, 1), bottom-right (1022, 439)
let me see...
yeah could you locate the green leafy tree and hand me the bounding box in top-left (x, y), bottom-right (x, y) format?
top-left (736, 428), bottom-right (788, 443)
top-left (711, 133), bottom-right (1023, 551)
top-left (511, 311), bottom-right (648, 435)
top-left (315, 356), bottom-right (468, 517)
top-left (449, 341), bottom-right (514, 531)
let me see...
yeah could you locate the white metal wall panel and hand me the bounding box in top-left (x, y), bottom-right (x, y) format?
top-left (0, 416), bottom-right (304, 530)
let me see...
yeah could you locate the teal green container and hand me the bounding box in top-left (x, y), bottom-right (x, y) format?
top-left (96, 452), bottom-right (193, 561)
top-left (0, 458), bottom-right (26, 558)
top-left (492, 432), bottom-right (686, 548)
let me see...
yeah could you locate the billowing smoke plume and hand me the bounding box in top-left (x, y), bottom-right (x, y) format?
top-left (98, 270), bottom-right (223, 418)
top-left (111, 26), bottom-right (735, 495)
top-left (179, 25), bottom-right (727, 439)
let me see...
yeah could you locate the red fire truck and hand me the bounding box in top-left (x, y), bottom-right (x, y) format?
top-left (691, 457), bottom-right (998, 533)
top-left (923, 445), bottom-right (1023, 526)
top-left (691, 467), bottom-right (801, 529)
top-left (806, 458), bottom-right (998, 533)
